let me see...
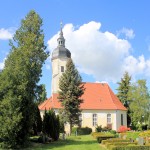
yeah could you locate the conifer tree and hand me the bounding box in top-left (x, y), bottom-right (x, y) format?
top-left (117, 72), bottom-right (131, 127)
top-left (58, 58), bottom-right (84, 133)
top-left (32, 104), bottom-right (42, 135)
top-left (0, 10), bottom-right (48, 148)
top-left (42, 109), bottom-right (60, 141)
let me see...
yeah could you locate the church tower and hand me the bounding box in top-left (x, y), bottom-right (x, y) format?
top-left (51, 25), bottom-right (71, 94)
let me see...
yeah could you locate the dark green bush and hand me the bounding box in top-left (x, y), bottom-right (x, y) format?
top-left (110, 130), bottom-right (117, 134)
top-left (102, 126), bottom-right (111, 132)
top-left (97, 135), bottom-right (115, 143)
top-left (95, 125), bottom-right (102, 132)
top-left (77, 127), bottom-right (92, 135)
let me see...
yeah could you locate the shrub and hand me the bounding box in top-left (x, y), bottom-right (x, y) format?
top-left (77, 127), bottom-right (92, 135)
top-left (102, 126), bottom-right (111, 132)
top-left (110, 130), bottom-right (117, 134)
top-left (95, 125), bottom-right (102, 132)
top-left (117, 126), bottom-right (131, 133)
top-left (96, 135), bottom-right (115, 143)
top-left (139, 130), bottom-right (150, 137)
top-left (109, 145), bottom-right (150, 150)
top-left (102, 139), bottom-right (131, 144)
top-left (92, 132), bottom-right (114, 138)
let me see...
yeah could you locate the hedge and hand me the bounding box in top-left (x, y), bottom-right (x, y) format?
top-left (72, 127), bottom-right (92, 135)
top-left (109, 145), bottom-right (150, 150)
top-left (91, 132), bottom-right (114, 138)
top-left (102, 139), bottom-right (130, 144)
top-left (97, 135), bottom-right (115, 143)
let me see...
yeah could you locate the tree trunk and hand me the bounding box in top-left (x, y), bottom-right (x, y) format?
top-left (70, 121), bottom-right (72, 135)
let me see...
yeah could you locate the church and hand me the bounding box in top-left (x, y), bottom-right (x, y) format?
top-left (39, 26), bottom-right (127, 133)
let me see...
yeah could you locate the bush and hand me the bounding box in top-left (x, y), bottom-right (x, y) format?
top-left (139, 130), bottom-right (150, 137)
top-left (102, 139), bottom-right (131, 144)
top-left (117, 126), bottom-right (131, 133)
top-left (109, 145), bottom-right (150, 150)
top-left (96, 135), bottom-right (115, 143)
top-left (92, 132), bottom-right (114, 138)
top-left (77, 127), bottom-right (92, 135)
top-left (95, 125), bottom-right (102, 132)
top-left (102, 126), bottom-right (111, 132)
top-left (110, 130), bottom-right (117, 134)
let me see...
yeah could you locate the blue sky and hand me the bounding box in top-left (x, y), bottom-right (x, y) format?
top-left (1, 0), bottom-right (150, 97)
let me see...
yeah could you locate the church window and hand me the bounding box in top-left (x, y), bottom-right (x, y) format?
top-left (107, 114), bottom-right (111, 124)
top-left (61, 66), bottom-right (64, 72)
top-left (121, 114), bottom-right (123, 125)
top-left (93, 114), bottom-right (97, 126)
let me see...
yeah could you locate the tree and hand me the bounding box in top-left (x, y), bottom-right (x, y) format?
top-left (128, 79), bottom-right (150, 130)
top-left (32, 104), bottom-right (42, 135)
top-left (58, 58), bottom-right (84, 133)
top-left (0, 10), bottom-right (48, 148)
top-left (117, 72), bottom-right (131, 127)
top-left (42, 109), bottom-right (60, 141)
top-left (35, 84), bottom-right (47, 104)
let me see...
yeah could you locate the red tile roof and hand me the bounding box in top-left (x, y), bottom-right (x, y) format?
top-left (38, 82), bottom-right (127, 111)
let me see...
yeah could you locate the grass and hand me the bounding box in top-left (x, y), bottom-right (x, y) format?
top-left (27, 135), bottom-right (107, 150)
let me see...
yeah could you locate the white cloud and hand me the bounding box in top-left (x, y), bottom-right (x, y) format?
top-left (47, 21), bottom-right (150, 82)
top-left (117, 27), bottom-right (135, 39)
top-left (0, 28), bottom-right (14, 40)
top-left (0, 62), bottom-right (4, 70)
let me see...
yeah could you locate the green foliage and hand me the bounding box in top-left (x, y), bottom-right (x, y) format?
top-left (0, 10), bottom-right (48, 148)
top-left (117, 72), bottom-right (131, 126)
top-left (91, 132), bottom-right (115, 139)
top-left (58, 58), bottom-right (85, 133)
top-left (42, 109), bottom-right (60, 141)
top-left (35, 84), bottom-right (47, 104)
top-left (76, 127), bottom-right (92, 135)
top-left (96, 135), bottom-right (115, 143)
top-left (32, 104), bottom-right (42, 135)
top-left (128, 80), bottom-right (150, 129)
top-left (95, 125), bottom-right (102, 132)
top-left (109, 145), bottom-right (150, 150)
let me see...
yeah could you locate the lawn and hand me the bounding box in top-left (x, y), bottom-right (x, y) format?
top-left (27, 135), bottom-right (107, 150)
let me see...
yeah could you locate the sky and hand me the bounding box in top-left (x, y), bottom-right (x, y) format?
top-left (1, 0), bottom-right (150, 97)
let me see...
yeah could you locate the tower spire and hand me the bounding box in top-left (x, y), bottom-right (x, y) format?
top-left (57, 21), bottom-right (65, 47)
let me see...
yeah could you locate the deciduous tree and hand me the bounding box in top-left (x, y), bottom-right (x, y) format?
top-left (129, 79), bottom-right (150, 130)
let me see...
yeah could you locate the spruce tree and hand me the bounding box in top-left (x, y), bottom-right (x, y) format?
top-left (0, 10), bottom-right (48, 148)
top-left (58, 58), bottom-right (84, 133)
top-left (117, 72), bottom-right (131, 127)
